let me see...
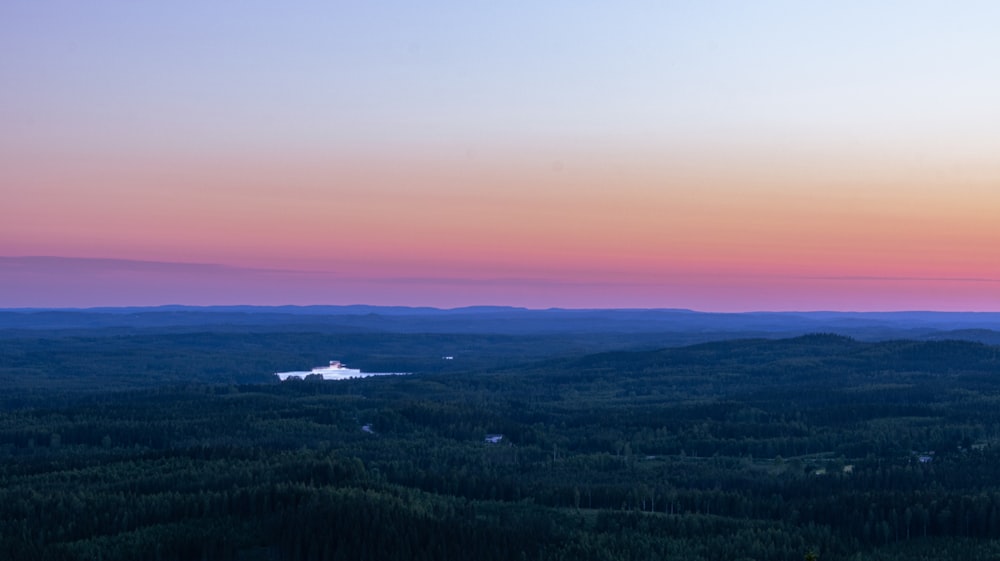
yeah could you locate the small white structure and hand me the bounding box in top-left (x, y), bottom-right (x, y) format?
top-left (484, 434), bottom-right (504, 444)
top-left (275, 360), bottom-right (409, 381)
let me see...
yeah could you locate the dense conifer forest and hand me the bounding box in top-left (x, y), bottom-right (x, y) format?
top-left (4, 316), bottom-right (1000, 560)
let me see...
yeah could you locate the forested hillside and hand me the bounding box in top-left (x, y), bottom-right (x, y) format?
top-left (3, 331), bottom-right (1000, 559)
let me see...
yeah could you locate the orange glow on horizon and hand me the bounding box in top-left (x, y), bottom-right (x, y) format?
top-left (4, 144), bottom-right (1000, 310)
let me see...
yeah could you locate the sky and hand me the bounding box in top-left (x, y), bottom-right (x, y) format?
top-left (3, 1), bottom-right (1000, 310)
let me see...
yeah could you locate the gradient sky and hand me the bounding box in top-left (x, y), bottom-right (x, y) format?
top-left (3, 1), bottom-right (1000, 310)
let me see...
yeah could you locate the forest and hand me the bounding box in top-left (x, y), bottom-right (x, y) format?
top-left (4, 314), bottom-right (1000, 560)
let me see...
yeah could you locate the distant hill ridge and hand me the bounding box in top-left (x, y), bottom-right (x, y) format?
top-left (520, 334), bottom-right (1000, 387)
top-left (3, 306), bottom-right (1000, 344)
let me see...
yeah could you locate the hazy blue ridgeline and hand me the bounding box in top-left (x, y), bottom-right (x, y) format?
top-left (3, 306), bottom-right (1000, 343)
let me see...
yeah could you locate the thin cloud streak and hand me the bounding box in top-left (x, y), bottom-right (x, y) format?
top-left (809, 275), bottom-right (1000, 284)
top-left (0, 256), bottom-right (652, 288)
top-left (0, 256), bottom-right (316, 276)
top-left (0, 256), bottom-right (818, 290)
top-left (4, 256), bottom-right (1000, 311)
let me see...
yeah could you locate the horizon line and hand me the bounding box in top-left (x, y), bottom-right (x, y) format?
top-left (4, 304), bottom-right (1000, 315)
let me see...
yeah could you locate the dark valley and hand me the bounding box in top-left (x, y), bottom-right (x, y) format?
top-left (3, 308), bottom-right (1000, 560)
